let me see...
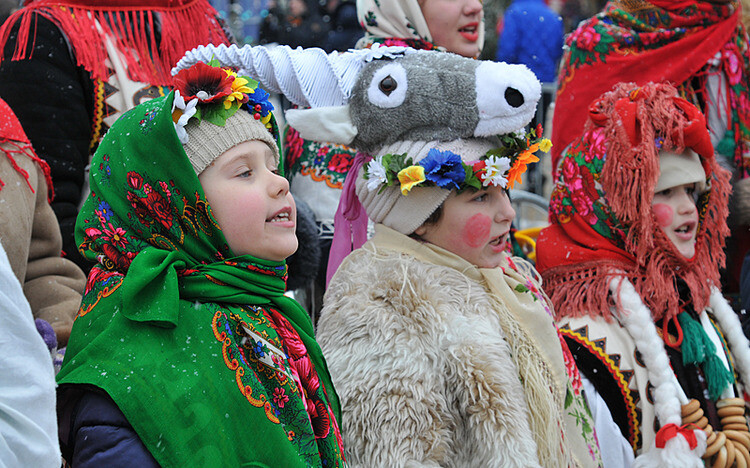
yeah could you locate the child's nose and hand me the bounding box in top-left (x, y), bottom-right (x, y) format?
top-left (270, 172), bottom-right (290, 197)
top-left (496, 194), bottom-right (516, 223)
top-left (676, 191), bottom-right (697, 214)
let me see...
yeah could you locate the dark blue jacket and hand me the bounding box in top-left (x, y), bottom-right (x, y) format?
top-left (496, 0), bottom-right (563, 83)
top-left (58, 388), bottom-right (159, 467)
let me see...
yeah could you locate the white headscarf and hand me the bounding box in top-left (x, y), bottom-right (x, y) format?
top-left (355, 0), bottom-right (485, 54)
top-left (356, 0), bottom-right (434, 45)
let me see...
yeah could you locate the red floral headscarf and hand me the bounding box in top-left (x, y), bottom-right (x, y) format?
top-left (537, 82), bottom-right (732, 321)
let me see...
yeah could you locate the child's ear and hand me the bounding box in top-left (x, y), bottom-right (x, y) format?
top-left (414, 225), bottom-right (427, 236)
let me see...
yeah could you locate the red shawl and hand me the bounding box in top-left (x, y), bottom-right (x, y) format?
top-left (0, 0), bottom-right (230, 85)
top-left (0, 98), bottom-right (52, 200)
top-left (552, 0), bottom-right (747, 176)
top-left (537, 82), bottom-right (731, 321)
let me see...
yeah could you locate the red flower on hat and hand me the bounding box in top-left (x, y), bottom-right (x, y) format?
top-left (173, 62), bottom-right (234, 104)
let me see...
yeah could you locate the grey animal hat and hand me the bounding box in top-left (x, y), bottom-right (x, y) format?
top-left (173, 44), bottom-right (541, 155)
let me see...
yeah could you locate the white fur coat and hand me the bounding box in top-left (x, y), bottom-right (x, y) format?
top-left (317, 246), bottom-right (541, 468)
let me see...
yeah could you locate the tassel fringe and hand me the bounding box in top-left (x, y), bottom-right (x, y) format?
top-left (0, 0), bottom-right (230, 85)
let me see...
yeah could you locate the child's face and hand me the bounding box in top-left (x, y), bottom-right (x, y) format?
top-left (652, 182), bottom-right (699, 259)
top-left (414, 185), bottom-right (515, 268)
top-left (199, 140), bottom-right (298, 261)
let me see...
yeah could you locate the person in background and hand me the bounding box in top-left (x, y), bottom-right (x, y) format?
top-left (496, 0), bottom-right (563, 193)
top-left (323, 0), bottom-right (362, 52)
top-left (0, 0), bottom-right (231, 271)
top-left (275, 0), bottom-right (329, 48)
top-left (0, 97), bottom-right (85, 349)
top-left (496, 0), bottom-right (563, 84)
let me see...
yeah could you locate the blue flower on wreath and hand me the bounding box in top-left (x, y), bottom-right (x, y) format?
top-left (420, 148), bottom-right (466, 190)
top-left (247, 87), bottom-right (274, 115)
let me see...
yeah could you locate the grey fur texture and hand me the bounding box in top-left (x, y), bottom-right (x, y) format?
top-left (349, 50), bottom-right (541, 154)
top-left (173, 45), bottom-right (542, 155)
top-left (350, 52), bottom-right (480, 153)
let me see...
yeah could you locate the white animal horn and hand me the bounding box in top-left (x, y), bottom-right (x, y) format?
top-left (172, 44), bottom-right (370, 108)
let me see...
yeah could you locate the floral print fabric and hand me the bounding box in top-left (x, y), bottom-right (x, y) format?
top-left (58, 93), bottom-right (346, 468)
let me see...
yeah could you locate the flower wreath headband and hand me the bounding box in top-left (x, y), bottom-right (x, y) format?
top-left (364, 125), bottom-right (551, 195)
top-left (170, 59), bottom-right (275, 145)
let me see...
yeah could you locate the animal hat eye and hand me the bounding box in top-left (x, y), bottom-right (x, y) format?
top-left (367, 62), bottom-right (407, 109)
top-left (379, 75), bottom-right (397, 95)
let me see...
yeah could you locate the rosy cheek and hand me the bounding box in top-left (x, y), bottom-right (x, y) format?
top-left (652, 203), bottom-right (674, 227)
top-left (461, 213), bottom-right (491, 248)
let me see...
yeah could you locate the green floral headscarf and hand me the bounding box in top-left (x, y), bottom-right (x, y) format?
top-left (57, 92), bottom-right (346, 468)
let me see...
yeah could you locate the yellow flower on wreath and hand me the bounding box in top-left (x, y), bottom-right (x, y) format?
top-left (539, 138), bottom-right (552, 153)
top-left (223, 69), bottom-right (253, 109)
top-left (397, 165), bottom-right (426, 195)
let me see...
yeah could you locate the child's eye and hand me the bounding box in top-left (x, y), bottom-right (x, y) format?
top-left (238, 170), bottom-right (252, 178)
top-left (656, 188), bottom-right (672, 197)
top-left (473, 192), bottom-right (488, 202)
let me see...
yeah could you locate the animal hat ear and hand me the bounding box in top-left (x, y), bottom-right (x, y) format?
top-left (588, 87), bottom-right (643, 147)
top-left (672, 97), bottom-right (714, 165)
top-left (173, 43), bottom-right (410, 108)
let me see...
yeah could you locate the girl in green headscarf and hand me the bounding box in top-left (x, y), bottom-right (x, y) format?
top-left (56, 62), bottom-right (346, 468)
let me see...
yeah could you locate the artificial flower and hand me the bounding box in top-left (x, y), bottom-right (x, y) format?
top-left (420, 148), bottom-right (466, 189)
top-left (482, 155), bottom-right (511, 187)
top-left (539, 138), bottom-right (552, 153)
top-left (248, 87), bottom-right (274, 115)
top-left (506, 149), bottom-right (540, 189)
top-left (171, 90), bottom-right (198, 144)
top-left (366, 156), bottom-right (388, 191)
top-left (224, 70), bottom-right (252, 109)
top-left (173, 62), bottom-right (233, 104)
top-left (397, 165), bottom-right (426, 195)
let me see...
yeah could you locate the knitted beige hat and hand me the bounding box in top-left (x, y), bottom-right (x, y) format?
top-left (355, 138), bottom-right (499, 235)
top-left (183, 110), bottom-right (280, 175)
top-left (655, 149), bottom-right (707, 194)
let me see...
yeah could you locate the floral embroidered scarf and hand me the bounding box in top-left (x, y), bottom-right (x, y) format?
top-left (537, 82), bottom-right (731, 322)
top-left (552, 0), bottom-right (750, 177)
top-left (355, 0), bottom-right (444, 50)
top-left (56, 93), bottom-right (346, 468)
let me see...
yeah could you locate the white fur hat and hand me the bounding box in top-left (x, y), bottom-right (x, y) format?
top-left (656, 149), bottom-right (707, 194)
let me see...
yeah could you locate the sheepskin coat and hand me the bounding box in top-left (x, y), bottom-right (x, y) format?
top-left (317, 244), bottom-right (542, 467)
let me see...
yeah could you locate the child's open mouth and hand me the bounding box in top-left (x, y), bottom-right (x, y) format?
top-left (267, 208), bottom-right (293, 225)
top-left (673, 221), bottom-right (696, 241)
top-left (459, 23), bottom-right (479, 42)
top-left (489, 232), bottom-right (508, 252)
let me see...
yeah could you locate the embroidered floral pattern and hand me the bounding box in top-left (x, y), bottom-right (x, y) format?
top-left (560, 1), bottom-right (750, 176)
top-left (284, 125), bottom-right (356, 189)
